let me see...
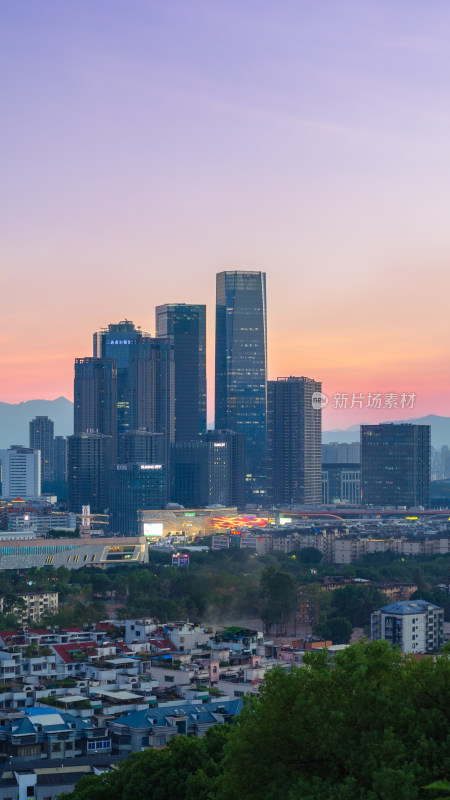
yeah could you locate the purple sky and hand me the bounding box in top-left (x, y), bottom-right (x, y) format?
top-left (3, 1), bottom-right (450, 427)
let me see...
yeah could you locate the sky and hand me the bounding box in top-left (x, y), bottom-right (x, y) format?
top-left (3, 0), bottom-right (450, 429)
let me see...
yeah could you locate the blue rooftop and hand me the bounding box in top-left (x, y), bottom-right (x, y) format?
top-left (380, 599), bottom-right (441, 615)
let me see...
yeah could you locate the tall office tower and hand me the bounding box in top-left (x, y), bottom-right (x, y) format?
top-left (170, 429), bottom-right (246, 508)
top-left (215, 271), bottom-right (267, 502)
top-left (109, 463), bottom-right (168, 535)
top-left (74, 358), bottom-right (118, 460)
top-left (204, 429), bottom-right (246, 507)
top-left (67, 433), bottom-right (112, 513)
top-left (29, 416), bottom-right (54, 483)
top-left (155, 304), bottom-right (207, 442)
top-left (267, 377), bottom-right (322, 505)
top-left (93, 321), bottom-right (174, 461)
top-left (0, 446), bottom-right (41, 499)
top-left (361, 423), bottom-right (431, 508)
top-left (119, 429), bottom-right (164, 465)
top-left (93, 320), bottom-right (147, 436)
top-left (128, 337), bottom-right (174, 463)
top-left (53, 436), bottom-right (68, 483)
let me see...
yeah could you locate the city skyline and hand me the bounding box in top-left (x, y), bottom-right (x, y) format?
top-left (4, 1), bottom-right (450, 427)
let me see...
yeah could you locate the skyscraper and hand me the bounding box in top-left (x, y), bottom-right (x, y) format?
top-left (215, 271), bottom-right (267, 502)
top-left (267, 377), bottom-right (322, 505)
top-left (361, 423), bottom-right (431, 508)
top-left (29, 416), bottom-right (54, 483)
top-left (74, 358), bottom-right (118, 460)
top-left (93, 321), bottom-right (174, 461)
top-left (155, 303), bottom-right (206, 441)
top-left (53, 436), bottom-right (68, 483)
top-left (67, 432), bottom-right (112, 513)
top-left (110, 463), bottom-right (168, 535)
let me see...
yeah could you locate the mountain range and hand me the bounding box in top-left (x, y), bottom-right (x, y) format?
top-left (0, 398), bottom-right (73, 449)
top-left (322, 414), bottom-right (450, 449)
top-left (1, 401), bottom-right (449, 451)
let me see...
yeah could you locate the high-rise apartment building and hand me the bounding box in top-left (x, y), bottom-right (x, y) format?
top-left (371, 599), bottom-right (444, 653)
top-left (29, 417), bottom-right (54, 483)
top-left (215, 271), bottom-right (267, 502)
top-left (0, 446), bottom-right (41, 499)
top-left (267, 377), bottom-right (322, 505)
top-left (156, 304), bottom-right (206, 442)
top-left (67, 433), bottom-right (112, 513)
top-left (361, 424), bottom-right (431, 508)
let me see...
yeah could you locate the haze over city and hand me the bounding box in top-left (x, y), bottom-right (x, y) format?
top-left (3, 1), bottom-right (450, 427)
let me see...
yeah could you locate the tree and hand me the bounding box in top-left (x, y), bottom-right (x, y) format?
top-left (218, 641), bottom-right (450, 800)
top-left (330, 584), bottom-right (388, 627)
top-left (314, 616), bottom-right (352, 644)
top-left (260, 567), bottom-right (297, 634)
top-left (296, 547), bottom-right (323, 565)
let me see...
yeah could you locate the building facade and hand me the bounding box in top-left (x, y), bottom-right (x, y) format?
top-left (371, 599), bottom-right (444, 653)
top-left (68, 433), bottom-right (112, 514)
top-left (155, 304), bottom-right (207, 442)
top-left (361, 424), bottom-right (431, 508)
top-left (29, 417), bottom-right (54, 484)
top-left (109, 463), bottom-right (168, 535)
top-left (74, 357), bottom-right (118, 461)
top-left (215, 271), bottom-right (267, 503)
top-left (0, 447), bottom-right (41, 500)
top-left (322, 463), bottom-right (361, 504)
top-left (267, 377), bottom-right (322, 505)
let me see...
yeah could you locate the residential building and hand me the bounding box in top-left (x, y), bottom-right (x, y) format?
top-left (371, 599), bottom-right (444, 653)
top-left (322, 442), bottom-right (360, 463)
top-left (155, 303), bottom-right (207, 442)
top-left (29, 417), bottom-right (54, 484)
top-left (215, 271), bottom-right (267, 503)
top-left (267, 377), bottom-right (322, 505)
top-left (0, 447), bottom-right (41, 500)
top-left (361, 424), bottom-right (431, 508)
top-left (0, 592), bottom-right (58, 623)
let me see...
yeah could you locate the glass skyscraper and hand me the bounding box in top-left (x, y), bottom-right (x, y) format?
top-left (155, 304), bottom-right (206, 442)
top-left (361, 423), bottom-right (431, 508)
top-left (215, 271), bottom-right (267, 502)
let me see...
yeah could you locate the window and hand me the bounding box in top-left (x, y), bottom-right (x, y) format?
top-left (52, 742), bottom-right (61, 752)
top-left (91, 554), bottom-right (96, 562)
top-left (88, 739), bottom-right (111, 750)
top-left (26, 788), bottom-right (34, 798)
top-left (165, 675), bottom-right (174, 682)
top-left (84, 555), bottom-right (88, 562)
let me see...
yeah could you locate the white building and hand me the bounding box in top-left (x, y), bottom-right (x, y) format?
top-left (0, 447), bottom-right (41, 499)
top-left (371, 599), bottom-right (444, 654)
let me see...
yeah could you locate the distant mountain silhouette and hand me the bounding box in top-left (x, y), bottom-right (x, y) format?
top-left (323, 414), bottom-right (450, 449)
top-left (0, 398), bottom-right (73, 449)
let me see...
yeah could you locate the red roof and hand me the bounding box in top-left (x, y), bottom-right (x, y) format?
top-left (28, 629), bottom-right (53, 636)
top-left (148, 638), bottom-right (177, 652)
top-left (62, 627), bottom-right (85, 633)
top-left (114, 642), bottom-right (132, 653)
top-left (52, 641), bottom-right (99, 664)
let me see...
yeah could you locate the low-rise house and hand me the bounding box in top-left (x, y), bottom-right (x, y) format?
top-left (109, 699), bottom-right (242, 754)
top-left (0, 706), bottom-right (110, 761)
